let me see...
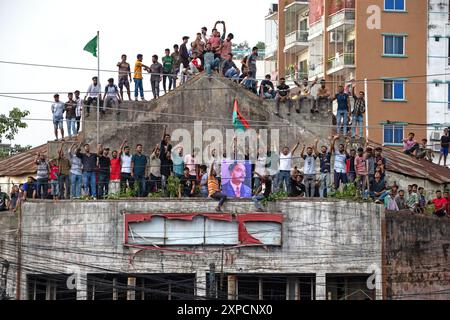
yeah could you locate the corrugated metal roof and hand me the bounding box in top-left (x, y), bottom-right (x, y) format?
top-left (370, 142), bottom-right (450, 185)
top-left (0, 144), bottom-right (47, 177)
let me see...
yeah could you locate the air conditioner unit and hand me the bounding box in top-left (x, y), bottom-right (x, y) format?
top-left (430, 131), bottom-right (441, 141)
top-left (330, 31), bottom-right (344, 43)
top-left (432, 143), bottom-right (441, 152)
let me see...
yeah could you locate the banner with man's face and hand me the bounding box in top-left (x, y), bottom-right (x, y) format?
top-left (221, 160), bottom-right (252, 198)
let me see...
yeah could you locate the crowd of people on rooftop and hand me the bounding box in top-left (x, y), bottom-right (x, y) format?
top-left (2, 21), bottom-right (449, 216)
top-left (1, 126), bottom-right (448, 217)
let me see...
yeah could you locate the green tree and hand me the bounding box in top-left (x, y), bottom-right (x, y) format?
top-left (255, 41), bottom-right (266, 50)
top-left (0, 108), bottom-right (30, 143)
top-left (0, 108), bottom-right (30, 159)
top-left (0, 144), bottom-right (32, 160)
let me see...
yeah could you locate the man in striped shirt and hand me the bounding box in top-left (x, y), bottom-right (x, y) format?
top-left (208, 161), bottom-right (227, 212)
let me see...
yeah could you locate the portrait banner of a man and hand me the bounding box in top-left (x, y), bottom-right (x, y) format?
top-left (221, 160), bottom-right (252, 198)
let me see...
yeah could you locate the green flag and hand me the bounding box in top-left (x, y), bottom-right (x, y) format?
top-left (83, 35), bottom-right (98, 57)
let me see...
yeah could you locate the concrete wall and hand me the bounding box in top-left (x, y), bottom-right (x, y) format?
top-left (385, 212), bottom-right (450, 300)
top-left (79, 74), bottom-right (333, 163)
top-left (0, 199), bottom-right (383, 300)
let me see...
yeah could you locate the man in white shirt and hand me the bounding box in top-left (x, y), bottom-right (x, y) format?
top-left (184, 148), bottom-right (199, 191)
top-left (207, 148), bottom-right (221, 183)
top-left (84, 76), bottom-right (102, 117)
top-left (103, 78), bottom-right (122, 115)
top-left (74, 90), bottom-right (83, 133)
top-left (51, 94), bottom-right (65, 141)
top-left (276, 141), bottom-right (300, 193)
top-left (301, 139), bottom-right (319, 197)
top-left (188, 52), bottom-right (202, 75)
top-left (120, 145), bottom-right (133, 192)
top-left (331, 135), bottom-right (349, 190)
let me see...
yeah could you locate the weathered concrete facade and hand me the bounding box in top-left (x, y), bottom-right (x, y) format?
top-left (385, 212), bottom-right (450, 300)
top-left (0, 199), bottom-right (383, 300)
top-left (80, 75), bottom-right (333, 161)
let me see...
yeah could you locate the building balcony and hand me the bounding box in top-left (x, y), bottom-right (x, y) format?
top-left (326, 53), bottom-right (355, 75)
top-left (327, 9), bottom-right (355, 31)
top-left (284, 30), bottom-right (309, 54)
top-left (308, 19), bottom-right (324, 40)
top-left (265, 43), bottom-right (278, 61)
top-left (284, 0), bottom-right (309, 13)
top-left (285, 70), bottom-right (309, 83)
top-left (265, 10), bottom-right (278, 21)
top-left (308, 63), bottom-right (324, 79)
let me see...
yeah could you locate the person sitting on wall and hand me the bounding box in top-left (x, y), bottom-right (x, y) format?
top-left (294, 77), bottom-right (318, 113)
top-left (428, 190), bottom-right (448, 218)
top-left (316, 79), bottom-right (332, 112)
top-left (252, 171), bottom-right (272, 212)
top-left (403, 132), bottom-right (419, 156)
top-left (290, 171), bottom-right (306, 198)
top-left (207, 161), bottom-right (228, 212)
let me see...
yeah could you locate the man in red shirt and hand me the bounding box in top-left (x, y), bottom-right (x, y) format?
top-left (444, 191), bottom-right (450, 217)
top-left (428, 190), bottom-right (448, 218)
top-left (109, 139), bottom-right (126, 195)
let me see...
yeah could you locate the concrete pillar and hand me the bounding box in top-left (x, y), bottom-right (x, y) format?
top-left (127, 277), bottom-right (136, 300)
top-left (196, 271), bottom-right (207, 298)
top-left (76, 273), bottom-right (87, 300)
top-left (227, 275), bottom-right (237, 300)
top-left (315, 273), bottom-right (326, 300)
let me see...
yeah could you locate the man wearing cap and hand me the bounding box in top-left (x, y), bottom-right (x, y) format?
top-left (51, 94), bottom-right (65, 141)
top-left (103, 78), bottom-right (121, 115)
top-left (84, 76), bottom-right (102, 117)
top-left (222, 161), bottom-right (252, 198)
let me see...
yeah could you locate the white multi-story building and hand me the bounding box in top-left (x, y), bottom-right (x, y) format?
top-left (427, 0), bottom-right (450, 161)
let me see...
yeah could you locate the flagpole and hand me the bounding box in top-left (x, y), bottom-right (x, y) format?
top-left (97, 30), bottom-right (100, 146)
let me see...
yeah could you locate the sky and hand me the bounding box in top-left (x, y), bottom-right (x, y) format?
top-left (0, 0), bottom-right (274, 147)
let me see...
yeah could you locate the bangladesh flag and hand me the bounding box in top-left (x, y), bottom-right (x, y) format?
top-left (83, 35), bottom-right (98, 57)
top-left (232, 99), bottom-right (250, 131)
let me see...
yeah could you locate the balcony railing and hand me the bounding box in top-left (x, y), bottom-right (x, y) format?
top-left (308, 64), bottom-right (324, 78)
top-left (328, 8), bottom-right (355, 27)
top-left (327, 53), bottom-right (355, 70)
top-left (285, 70), bottom-right (309, 82)
top-left (285, 30), bottom-right (309, 47)
top-left (308, 19), bottom-right (324, 38)
top-left (265, 42), bottom-right (278, 59)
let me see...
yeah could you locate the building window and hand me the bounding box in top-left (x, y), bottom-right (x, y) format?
top-left (448, 38), bottom-right (450, 65)
top-left (383, 35), bottom-right (405, 56)
top-left (384, 125), bottom-right (404, 145)
top-left (448, 84), bottom-right (450, 110)
top-left (384, 0), bottom-right (405, 11)
top-left (383, 79), bottom-right (405, 100)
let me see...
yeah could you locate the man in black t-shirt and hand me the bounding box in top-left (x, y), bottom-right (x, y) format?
top-left (97, 145), bottom-right (111, 199)
top-left (275, 78), bottom-right (292, 116)
top-left (439, 128), bottom-right (449, 167)
top-left (179, 167), bottom-right (194, 197)
top-left (160, 126), bottom-right (173, 194)
top-left (290, 174), bottom-right (306, 198)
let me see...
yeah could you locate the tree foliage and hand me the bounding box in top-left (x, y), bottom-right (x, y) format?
top-left (0, 108), bottom-right (30, 143)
